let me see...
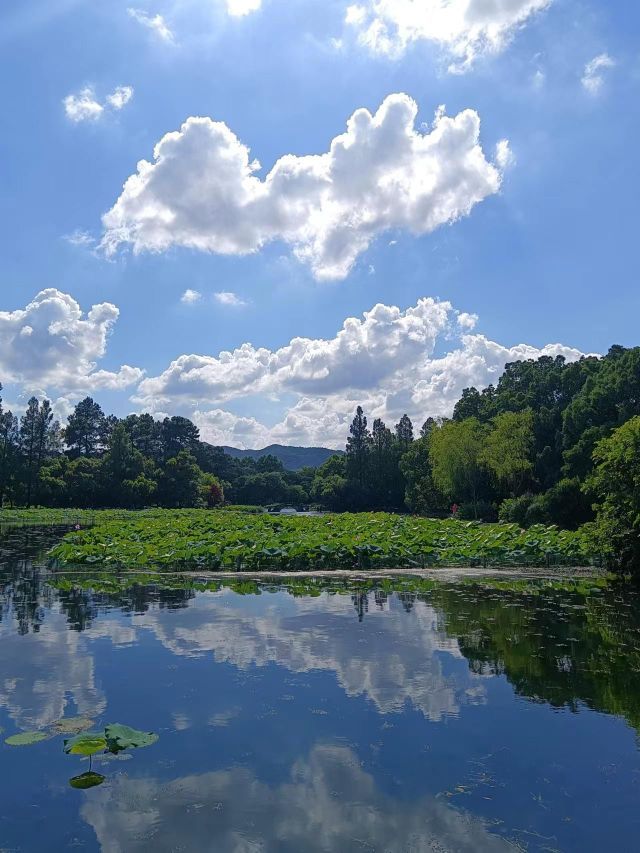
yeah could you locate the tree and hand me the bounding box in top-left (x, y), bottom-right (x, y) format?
top-left (563, 347), bottom-right (640, 479)
top-left (201, 475), bottom-right (225, 508)
top-left (65, 397), bottom-right (106, 457)
top-left (482, 410), bottom-right (535, 497)
top-left (19, 398), bottom-right (56, 506)
top-left (123, 414), bottom-right (163, 460)
top-left (371, 418), bottom-right (394, 505)
top-left (312, 454), bottom-right (348, 511)
top-left (158, 451), bottom-right (202, 507)
top-left (399, 435), bottom-right (444, 516)
top-left (585, 417), bottom-right (640, 569)
top-left (0, 387), bottom-right (18, 506)
top-left (38, 457), bottom-right (69, 507)
top-left (102, 423), bottom-right (157, 507)
top-left (345, 406), bottom-right (371, 491)
top-left (160, 416), bottom-right (199, 460)
top-left (66, 457), bottom-right (105, 507)
top-left (428, 418), bottom-right (490, 517)
top-left (394, 414), bottom-right (414, 451)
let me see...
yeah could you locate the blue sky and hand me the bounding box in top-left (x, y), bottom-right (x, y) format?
top-left (0, 0), bottom-right (638, 447)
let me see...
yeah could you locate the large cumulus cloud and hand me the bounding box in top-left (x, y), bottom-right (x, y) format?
top-left (102, 94), bottom-right (507, 280)
top-left (0, 289), bottom-right (143, 395)
top-left (135, 296), bottom-right (585, 449)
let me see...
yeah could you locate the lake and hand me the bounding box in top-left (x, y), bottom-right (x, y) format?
top-left (1, 527), bottom-right (639, 852)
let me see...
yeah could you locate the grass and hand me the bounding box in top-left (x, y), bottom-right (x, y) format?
top-left (45, 508), bottom-right (595, 571)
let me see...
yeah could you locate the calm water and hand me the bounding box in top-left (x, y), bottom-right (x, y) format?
top-left (1, 528), bottom-right (640, 852)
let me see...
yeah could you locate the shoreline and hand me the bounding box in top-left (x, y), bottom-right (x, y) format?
top-left (53, 565), bottom-right (604, 581)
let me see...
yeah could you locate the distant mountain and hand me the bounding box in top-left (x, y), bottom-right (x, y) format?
top-left (220, 444), bottom-right (343, 471)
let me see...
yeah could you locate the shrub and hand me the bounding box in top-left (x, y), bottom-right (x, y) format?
top-left (458, 501), bottom-right (498, 522)
top-left (499, 494), bottom-right (536, 527)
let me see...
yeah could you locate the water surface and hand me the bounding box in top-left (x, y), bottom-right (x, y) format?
top-left (1, 527), bottom-right (639, 852)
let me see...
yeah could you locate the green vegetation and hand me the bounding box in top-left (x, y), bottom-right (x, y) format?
top-left (104, 723), bottom-right (159, 752)
top-left (64, 732), bottom-right (107, 756)
top-left (2, 711), bottom-right (159, 792)
top-left (69, 772), bottom-right (106, 790)
top-left (2, 343), bottom-right (640, 570)
top-left (50, 509), bottom-right (592, 570)
top-left (5, 731), bottom-right (50, 747)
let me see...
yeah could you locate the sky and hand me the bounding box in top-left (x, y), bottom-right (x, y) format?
top-left (0, 0), bottom-right (638, 449)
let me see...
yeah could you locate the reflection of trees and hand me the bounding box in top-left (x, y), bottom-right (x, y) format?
top-left (4, 526), bottom-right (640, 735)
top-left (351, 591), bottom-right (368, 621)
top-left (0, 528), bottom-right (57, 634)
top-left (426, 582), bottom-right (640, 732)
top-left (55, 583), bottom-right (196, 632)
top-left (0, 528), bottom-right (197, 636)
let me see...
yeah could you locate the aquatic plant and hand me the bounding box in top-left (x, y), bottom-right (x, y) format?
top-left (49, 509), bottom-right (594, 571)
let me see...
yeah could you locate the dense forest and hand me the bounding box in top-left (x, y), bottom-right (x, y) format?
top-left (1, 343), bottom-right (639, 567)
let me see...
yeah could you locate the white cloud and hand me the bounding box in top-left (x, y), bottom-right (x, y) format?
top-left (0, 289), bottom-right (143, 394)
top-left (181, 288), bottom-right (202, 304)
top-left (135, 297), bottom-right (453, 408)
top-left (128, 7), bottom-right (174, 42)
top-left (64, 84), bottom-right (134, 122)
top-left (106, 85), bottom-right (134, 110)
top-left (63, 229), bottom-right (95, 248)
top-left (456, 311), bottom-right (477, 330)
top-left (581, 53), bottom-right (615, 95)
top-left (133, 296), bottom-right (585, 449)
top-left (214, 291), bottom-right (249, 307)
top-left (345, 0), bottom-right (552, 71)
top-left (495, 139), bottom-right (514, 170)
top-left (226, 0), bottom-right (262, 16)
top-left (102, 94), bottom-right (506, 280)
top-left (193, 409), bottom-right (271, 446)
top-left (63, 87), bottom-right (104, 122)
top-left (531, 68), bottom-right (546, 89)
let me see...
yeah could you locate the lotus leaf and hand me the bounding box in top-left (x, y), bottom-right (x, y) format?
top-left (104, 723), bottom-right (159, 752)
top-left (51, 717), bottom-right (94, 735)
top-left (5, 731), bottom-right (49, 747)
top-left (45, 508), bottom-right (594, 571)
top-left (63, 732), bottom-right (107, 756)
top-left (69, 772), bottom-right (106, 790)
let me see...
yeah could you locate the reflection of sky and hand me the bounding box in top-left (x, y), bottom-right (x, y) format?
top-left (2, 577), bottom-right (640, 852)
top-left (81, 743), bottom-right (515, 853)
top-left (124, 590), bottom-right (487, 721)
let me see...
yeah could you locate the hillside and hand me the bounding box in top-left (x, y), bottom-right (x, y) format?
top-left (220, 443), bottom-right (342, 471)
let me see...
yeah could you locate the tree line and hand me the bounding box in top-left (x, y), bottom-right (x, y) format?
top-left (311, 345), bottom-right (640, 568)
top-left (0, 393), bottom-right (311, 509)
top-left (1, 343), bottom-right (639, 567)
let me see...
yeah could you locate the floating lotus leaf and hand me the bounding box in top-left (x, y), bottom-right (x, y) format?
top-left (5, 731), bottom-right (49, 747)
top-left (63, 732), bottom-right (107, 756)
top-left (51, 717), bottom-right (94, 735)
top-left (69, 772), bottom-right (106, 790)
top-left (105, 723), bottom-right (159, 753)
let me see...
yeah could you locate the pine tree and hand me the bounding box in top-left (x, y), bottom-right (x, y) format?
top-left (395, 414), bottom-right (414, 451)
top-left (346, 406), bottom-right (372, 490)
top-left (65, 397), bottom-right (106, 457)
top-left (0, 385), bottom-right (18, 506)
top-left (19, 398), bottom-right (40, 507)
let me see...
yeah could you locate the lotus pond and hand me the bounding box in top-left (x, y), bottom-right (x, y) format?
top-left (45, 508), bottom-right (596, 570)
top-left (1, 524), bottom-right (639, 851)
